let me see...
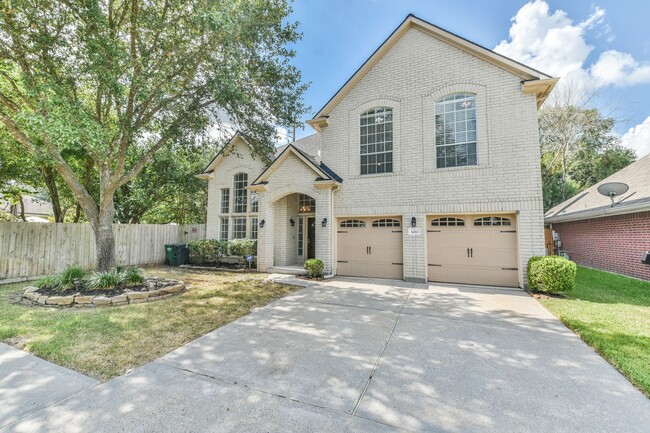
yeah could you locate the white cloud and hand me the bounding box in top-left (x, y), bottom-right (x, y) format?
top-left (590, 50), bottom-right (650, 86)
top-left (494, 0), bottom-right (602, 77)
top-left (495, 1), bottom-right (649, 90)
top-left (621, 117), bottom-right (650, 158)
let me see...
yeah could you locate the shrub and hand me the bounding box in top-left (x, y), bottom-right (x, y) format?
top-left (188, 239), bottom-right (222, 263)
top-left (527, 256), bottom-right (577, 293)
top-left (304, 259), bottom-right (324, 278)
top-left (59, 266), bottom-right (86, 288)
top-left (35, 275), bottom-right (61, 290)
top-left (121, 267), bottom-right (145, 286)
top-left (88, 271), bottom-right (124, 290)
top-left (228, 239), bottom-right (257, 257)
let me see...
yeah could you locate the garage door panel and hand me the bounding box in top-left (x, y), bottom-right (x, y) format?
top-left (427, 214), bottom-right (518, 287)
top-left (337, 217), bottom-right (403, 280)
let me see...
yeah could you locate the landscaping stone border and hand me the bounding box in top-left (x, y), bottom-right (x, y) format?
top-left (21, 282), bottom-right (186, 308)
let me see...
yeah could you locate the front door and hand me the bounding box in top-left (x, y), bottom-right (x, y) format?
top-left (307, 217), bottom-right (316, 259)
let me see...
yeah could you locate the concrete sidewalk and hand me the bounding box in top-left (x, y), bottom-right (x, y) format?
top-left (2, 277), bottom-right (649, 432)
top-left (0, 343), bottom-right (98, 429)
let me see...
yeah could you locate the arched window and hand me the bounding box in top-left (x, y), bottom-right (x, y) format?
top-left (431, 217), bottom-right (465, 227)
top-left (339, 219), bottom-right (366, 228)
top-left (473, 216), bottom-right (512, 227)
top-left (233, 173), bottom-right (248, 213)
top-left (360, 107), bottom-right (393, 175)
top-left (372, 218), bottom-right (400, 227)
top-left (435, 93), bottom-right (477, 168)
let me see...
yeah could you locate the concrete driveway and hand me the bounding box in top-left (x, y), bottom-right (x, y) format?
top-left (2, 276), bottom-right (649, 432)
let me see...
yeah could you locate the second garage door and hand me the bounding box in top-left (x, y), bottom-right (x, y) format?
top-left (427, 215), bottom-right (519, 287)
top-left (337, 217), bottom-right (403, 279)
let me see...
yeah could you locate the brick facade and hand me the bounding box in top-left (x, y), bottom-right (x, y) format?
top-left (204, 24), bottom-right (547, 287)
top-left (553, 212), bottom-right (650, 281)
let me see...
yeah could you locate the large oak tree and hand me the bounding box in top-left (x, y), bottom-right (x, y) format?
top-left (0, 0), bottom-right (307, 270)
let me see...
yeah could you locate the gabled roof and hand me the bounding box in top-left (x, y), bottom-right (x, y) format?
top-left (251, 143), bottom-right (342, 186)
top-left (196, 131), bottom-right (269, 179)
top-left (308, 14), bottom-right (558, 131)
top-left (546, 153), bottom-right (650, 223)
top-left (275, 133), bottom-right (321, 158)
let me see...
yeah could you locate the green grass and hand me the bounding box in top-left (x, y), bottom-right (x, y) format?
top-left (0, 267), bottom-right (298, 381)
top-left (539, 266), bottom-right (650, 396)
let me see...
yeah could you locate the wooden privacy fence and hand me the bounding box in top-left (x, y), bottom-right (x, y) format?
top-left (0, 222), bottom-right (206, 282)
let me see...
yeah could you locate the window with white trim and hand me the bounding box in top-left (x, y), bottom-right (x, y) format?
top-left (298, 194), bottom-right (315, 213)
top-left (232, 217), bottom-right (247, 238)
top-left (250, 217), bottom-right (258, 240)
top-left (372, 218), bottom-right (400, 227)
top-left (298, 217), bottom-right (304, 256)
top-left (339, 219), bottom-right (366, 228)
top-left (220, 189), bottom-right (230, 214)
top-left (435, 93), bottom-right (477, 168)
top-left (360, 107), bottom-right (393, 175)
top-left (474, 216), bottom-right (512, 227)
top-left (250, 192), bottom-right (259, 213)
top-left (220, 217), bottom-right (229, 240)
top-left (233, 173), bottom-right (248, 213)
top-left (431, 217), bottom-right (465, 227)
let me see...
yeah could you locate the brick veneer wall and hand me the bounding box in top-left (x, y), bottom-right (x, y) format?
top-left (553, 211), bottom-right (650, 281)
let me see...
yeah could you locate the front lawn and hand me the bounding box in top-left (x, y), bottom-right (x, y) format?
top-left (0, 267), bottom-right (298, 381)
top-left (539, 266), bottom-right (650, 396)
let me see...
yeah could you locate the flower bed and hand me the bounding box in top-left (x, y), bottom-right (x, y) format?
top-left (22, 278), bottom-right (186, 307)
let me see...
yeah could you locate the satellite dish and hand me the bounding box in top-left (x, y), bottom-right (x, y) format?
top-left (597, 182), bottom-right (629, 207)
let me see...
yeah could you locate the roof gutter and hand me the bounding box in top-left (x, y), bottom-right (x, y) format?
top-left (546, 201), bottom-right (650, 224)
top-left (522, 77), bottom-right (560, 109)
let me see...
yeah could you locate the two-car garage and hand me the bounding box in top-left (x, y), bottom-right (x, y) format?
top-left (336, 214), bottom-right (519, 287)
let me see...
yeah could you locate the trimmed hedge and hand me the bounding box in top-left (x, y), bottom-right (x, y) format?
top-left (187, 239), bottom-right (257, 264)
top-left (304, 259), bottom-right (324, 278)
top-left (527, 256), bottom-right (577, 293)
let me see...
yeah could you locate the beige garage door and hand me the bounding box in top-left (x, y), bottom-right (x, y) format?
top-left (337, 217), bottom-right (403, 279)
top-left (427, 215), bottom-right (518, 287)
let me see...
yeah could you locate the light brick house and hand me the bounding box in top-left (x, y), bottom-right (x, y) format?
top-left (546, 153), bottom-right (650, 281)
top-left (197, 15), bottom-right (557, 287)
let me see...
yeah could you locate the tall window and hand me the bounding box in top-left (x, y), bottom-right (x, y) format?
top-left (297, 217), bottom-right (304, 256)
top-left (360, 107), bottom-right (393, 175)
top-left (233, 173), bottom-right (248, 213)
top-left (233, 217), bottom-right (247, 239)
top-left (250, 217), bottom-right (258, 240)
top-left (435, 93), bottom-right (477, 168)
top-left (220, 217), bottom-right (229, 240)
top-left (250, 192), bottom-right (259, 213)
top-left (220, 188), bottom-right (230, 214)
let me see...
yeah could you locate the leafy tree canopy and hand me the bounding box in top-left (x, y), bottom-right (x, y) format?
top-left (0, 0), bottom-right (308, 270)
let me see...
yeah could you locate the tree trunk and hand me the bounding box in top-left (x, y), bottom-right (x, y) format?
top-left (18, 195), bottom-right (26, 221)
top-left (74, 204), bottom-right (82, 223)
top-left (41, 165), bottom-right (64, 222)
top-left (92, 201), bottom-right (116, 272)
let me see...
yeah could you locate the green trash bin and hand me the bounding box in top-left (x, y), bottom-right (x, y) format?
top-left (173, 243), bottom-right (189, 266)
top-left (165, 244), bottom-right (175, 265)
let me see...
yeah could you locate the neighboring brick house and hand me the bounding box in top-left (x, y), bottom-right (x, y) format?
top-left (197, 15), bottom-right (557, 287)
top-left (546, 153), bottom-right (650, 281)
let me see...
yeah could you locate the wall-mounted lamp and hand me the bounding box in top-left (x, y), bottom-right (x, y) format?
top-left (290, 219), bottom-right (295, 227)
top-left (322, 218), bottom-right (328, 227)
top-left (411, 216), bottom-right (417, 227)
top-left (259, 219), bottom-right (265, 228)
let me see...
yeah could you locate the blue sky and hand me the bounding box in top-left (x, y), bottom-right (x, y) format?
top-left (284, 0), bottom-right (650, 157)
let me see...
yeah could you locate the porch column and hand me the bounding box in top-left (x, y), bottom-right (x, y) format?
top-left (256, 191), bottom-right (274, 271)
top-left (315, 188), bottom-right (334, 275)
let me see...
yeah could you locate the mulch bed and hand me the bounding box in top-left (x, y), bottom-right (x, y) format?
top-left (296, 275), bottom-right (323, 281)
top-left (530, 291), bottom-right (566, 299)
top-left (34, 278), bottom-right (179, 298)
